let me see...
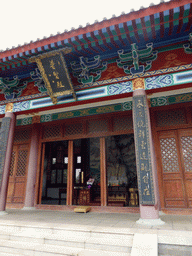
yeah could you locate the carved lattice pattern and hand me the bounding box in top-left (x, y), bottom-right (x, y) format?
top-left (14, 129), bottom-right (31, 143)
top-left (65, 123), bottom-right (83, 136)
top-left (160, 137), bottom-right (180, 173)
top-left (16, 150), bottom-right (28, 176)
top-left (156, 109), bottom-right (187, 127)
top-left (88, 119), bottom-right (108, 134)
top-left (43, 125), bottom-right (62, 139)
top-left (113, 115), bottom-right (133, 131)
top-left (9, 151), bottom-right (16, 176)
top-left (181, 136), bottom-right (192, 172)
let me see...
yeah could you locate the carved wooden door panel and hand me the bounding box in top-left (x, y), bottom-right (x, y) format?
top-left (7, 144), bottom-right (29, 204)
top-left (178, 129), bottom-right (192, 208)
top-left (158, 130), bottom-right (187, 208)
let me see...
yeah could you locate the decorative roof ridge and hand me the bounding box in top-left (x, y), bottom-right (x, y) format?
top-left (0, 0), bottom-right (189, 59)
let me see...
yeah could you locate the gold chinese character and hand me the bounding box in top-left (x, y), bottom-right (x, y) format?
top-left (141, 163), bottom-right (149, 172)
top-left (138, 111), bottom-right (144, 117)
top-left (53, 71), bottom-right (59, 79)
top-left (57, 81), bottom-right (65, 88)
top-left (143, 185), bottom-right (150, 196)
top-left (50, 60), bottom-right (55, 70)
top-left (137, 99), bottom-right (144, 109)
top-left (137, 120), bottom-right (145, 128)
top-left (138, 130), bottom-right (145, 138)
top-left (142, 173), bottom-right (149, 184)
top-left (140, 152), bottom-right (148, 160)
top-left (141, 141), bottom-right (146, 149)
top-left (58, 61), bottom-right (61, 65)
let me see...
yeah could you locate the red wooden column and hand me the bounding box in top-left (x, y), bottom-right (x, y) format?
top-left (23, 122), bottom-right (40, 209)
top-left (100, 137), bottom-right (107, 206)
top-left (132, 78), bottom-right (164, 225)
top-left (0, 104), bottom-right (16, 214)
top-left (67, 140), bottom-right (73, 205)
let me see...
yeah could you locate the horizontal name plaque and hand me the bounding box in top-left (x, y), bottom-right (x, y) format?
top-left (30, 48), bottom-right (76, 104)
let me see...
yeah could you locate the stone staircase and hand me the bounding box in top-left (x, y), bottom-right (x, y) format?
top-left (0, 222), bottom-right (133, 256)
top-left (0, 220), bottom-right (191, 255)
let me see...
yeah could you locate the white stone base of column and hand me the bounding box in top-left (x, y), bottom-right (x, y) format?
top-left (0, 211), bottom-right (8, 216)
top-left (136, 218), bottom-right (165, 226)
top-left (22, 207), bottom-right (36, 211)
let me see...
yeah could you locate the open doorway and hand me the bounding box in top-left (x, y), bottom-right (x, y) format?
top-left (41, 141), bottom-right (68, 205)
top-left (73, 137), bottom-right (101, 206)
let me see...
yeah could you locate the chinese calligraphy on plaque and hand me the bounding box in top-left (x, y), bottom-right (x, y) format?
top-left (133, 95), bottom-right (155, 205)
top-left (29, 48), bottom-right (76, 104)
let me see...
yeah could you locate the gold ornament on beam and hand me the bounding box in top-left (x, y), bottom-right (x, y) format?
top-left (132, 78), bottom-right (145, 90)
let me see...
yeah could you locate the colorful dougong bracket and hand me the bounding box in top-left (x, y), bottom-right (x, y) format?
top-left (30, 68), bottom-right (47, 93)
top-left (71, 55), bottom-right (107, 84)
top-left (117, 43), bottom-right (157, 75)
top-left (0, 76), bottom-right (28, 100)
top-left (183, 33), bottom-right (192, 54)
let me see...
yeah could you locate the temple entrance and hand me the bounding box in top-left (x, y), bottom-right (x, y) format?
top-left (38, 113), bottom-right (139, 208)
top-left (40, 134), bottom-right (138, 207)
top-left (158, 128), bottom-right (192, 208)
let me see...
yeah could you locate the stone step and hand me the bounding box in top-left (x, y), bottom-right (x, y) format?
top-left (0, 238), bottom-right (132, 256)
top-left (78, 249), bottom-right (131, 256)
top-left (0, 239), bottom-right (81, 256)
top-left (0, 223), bottom-right (134, 240)
top-left (0, 231), bottom-right (133, 253)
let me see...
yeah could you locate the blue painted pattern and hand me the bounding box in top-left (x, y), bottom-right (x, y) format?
top-left (108, 81), bottom-right (132, 95)
top-left (145, 75), bottom-right (173, 89)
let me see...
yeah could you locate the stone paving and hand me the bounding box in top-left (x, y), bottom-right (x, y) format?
top-left (0, 209), bottom-right (191, 232)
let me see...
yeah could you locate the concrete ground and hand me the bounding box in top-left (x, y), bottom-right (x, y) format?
top-left (0, 209), bottom-right (191, 232)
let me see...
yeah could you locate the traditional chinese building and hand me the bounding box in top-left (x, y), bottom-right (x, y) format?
top-left (0, 0), bottom-right (192, 223)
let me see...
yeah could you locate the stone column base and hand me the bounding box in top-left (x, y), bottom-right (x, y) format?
top-left (136, 218), bottom-right (165, 226)
top-left (22, 207), bottom-right (36, 211)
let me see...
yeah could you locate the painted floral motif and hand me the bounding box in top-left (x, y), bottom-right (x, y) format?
top-left (21, 117), bottom-right (32, 126)
top-left (41, 114), bottom-right (52, 123)
top-left (150, 97), bottom-right (168, 107)
top-left (122, 101), bottom-right (132, 111)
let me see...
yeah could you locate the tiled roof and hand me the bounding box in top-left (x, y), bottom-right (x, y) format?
top-left (0, 0), bottom-right (191, 72)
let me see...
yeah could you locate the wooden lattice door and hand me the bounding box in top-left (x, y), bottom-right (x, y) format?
top-left (158, 129), bottom-right (192, 208)
top-left (7, 144), bottom-right (29, 205)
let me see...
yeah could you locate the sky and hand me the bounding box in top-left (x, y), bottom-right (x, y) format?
top-left (0, 0), bottom-right (167, 51)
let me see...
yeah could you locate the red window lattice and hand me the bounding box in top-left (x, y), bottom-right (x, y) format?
top-left (65, 123), bottom-right (83, 136)
top-left (160, 137), bottom-right (180, 173)
top-left (113, 115), bottom-right (133, 132)
top-left (16, 150), bottom-right (28, 176)
top-left (9, 151), bottom-right (16, 176)
top-left (156, 109), bottom-right (187, 127)
top-left (14, 129), bottom-right (31, 143)
top-left (43, 125), bottom-right (62, 139)
top-left (88, 119), bottom-right (108, 134)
